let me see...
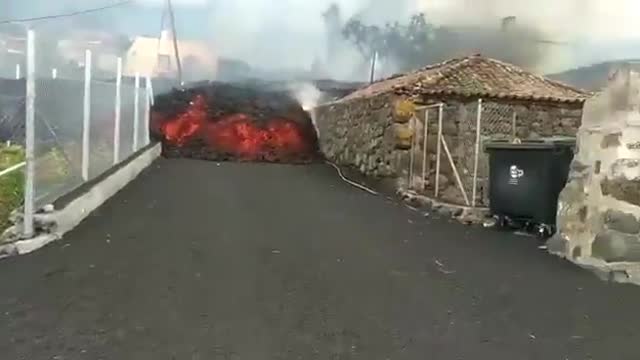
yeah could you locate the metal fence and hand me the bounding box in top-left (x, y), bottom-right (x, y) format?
top-left (0, 91), bottom-right (25, 143)
top-left (408, 99), bottom-right (521, 209)
top-left (0, 30), bottom-right (153, 237)
top-left (0, 64), bottom-right (21, 81)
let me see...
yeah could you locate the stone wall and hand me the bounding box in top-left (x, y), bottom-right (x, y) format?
top-left (313, 93), bottom-right (583, 208)
top-left (313, 93), bottom-right (403, 180)
top-left (549, 70), bottom-right (640, 282)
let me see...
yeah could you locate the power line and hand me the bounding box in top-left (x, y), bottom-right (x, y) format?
top-left (166, 0), bottom-right (183, 84)
top-left (0, 1), bottom-right (134, 25)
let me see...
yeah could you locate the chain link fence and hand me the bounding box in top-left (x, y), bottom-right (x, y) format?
top-left (0, 89), bottom-right (25, 144)
top-left (32, 71), bottom-right (151, 207)
top-left (477, 102), bottom-right (520, 206)
top-left (33, 78), bottom-right (84, 206)
top-left (0, 63), bottom-right (21, 81)
top-left (480, 102), bottom-right (517, 140)
top-left (0, 28), bottom-right (154, 236)
top-left (408, 99), bottom-right (534, 208)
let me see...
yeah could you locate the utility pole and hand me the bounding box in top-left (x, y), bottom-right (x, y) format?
top-left (166, 0), bottom-right (183, 84)
top-left (369, 51), bottom-right (378, 84)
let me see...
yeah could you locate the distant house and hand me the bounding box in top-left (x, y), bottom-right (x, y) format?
top-left (0, 24), bottom-right (27, 79)
top-left (314, 55), bottom-right (588, 206)
top-left (124, 31), bottom-right (217, 82)
top-left (56, 31), bottom-right (131, 78)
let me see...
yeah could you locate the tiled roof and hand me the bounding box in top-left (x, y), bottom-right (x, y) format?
top-left (341, 55), bottom-right (589, 104)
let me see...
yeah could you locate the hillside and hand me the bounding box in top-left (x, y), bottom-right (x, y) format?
top-left (547, 60), bottom-right (640, 91)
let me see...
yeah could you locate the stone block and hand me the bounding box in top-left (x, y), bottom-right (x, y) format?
top-left (601, 132), bottom-right (622, 148)
top-left (427, 153), bottom-right (455, 176)
top-left (601, 177), bottom-right (640, 207)
top-left (440, 185), bottom-right (467, 205)
top-left (611, 159), bottom-right (640, 179)
top-left (605, 209), bottom-right (640, 234)
top-left (425, 134), bottom-right (457, 153)
top-left (393, 124), bottom-right (414, 150)
top-left (436, 174), bottom-right (450, 189)
top-left (546, 234), bottom-right (569, 256)
top-left (441, 121), bottom-right (458, 136)
top-left (569, 160), bottom-right (590, 174)
top-left (559, 179), bottom-right (586, 204)
top-left (561, 118), bottom-right (577, 130)
top-left (592, 230), bottom-right (640, 262)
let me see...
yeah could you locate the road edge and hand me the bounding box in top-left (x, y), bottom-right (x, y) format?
top-left (0, 143), bottom-right (162, 259)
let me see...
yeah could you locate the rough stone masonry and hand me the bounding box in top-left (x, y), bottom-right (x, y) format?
top-left (549, 69), bottom-right (640, 283)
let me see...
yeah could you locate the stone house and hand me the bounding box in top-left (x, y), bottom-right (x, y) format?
top-left (314, 54), bottom-right (589, 206)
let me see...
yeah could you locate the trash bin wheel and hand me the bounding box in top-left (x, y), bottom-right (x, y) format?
top-left (535, 224), bottom-right (554, 239)
top-left (496, 215), bottom-right (509, 229)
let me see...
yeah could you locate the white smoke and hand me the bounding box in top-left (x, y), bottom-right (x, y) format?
top-left (289, 82), bottom-right (323, 111)
top-left (288, 82), bottom-right (323, 136)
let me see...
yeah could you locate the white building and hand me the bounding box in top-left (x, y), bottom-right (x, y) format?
top-left (124, 31), bottom-right (218, 81)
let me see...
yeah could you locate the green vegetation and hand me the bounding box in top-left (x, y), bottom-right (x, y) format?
top-left (0, 145), bottom-right (25, 233)
top-left (39, 147), bottom-right (71, 184)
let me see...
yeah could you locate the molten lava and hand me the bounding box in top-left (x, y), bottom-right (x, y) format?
top-left (161, 95), bottom-right (208, 146)
top-left (152, 89), bottom-right (318, 163)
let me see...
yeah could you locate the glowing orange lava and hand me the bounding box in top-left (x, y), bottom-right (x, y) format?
top-left (154, 94), bottom-right (314, 161)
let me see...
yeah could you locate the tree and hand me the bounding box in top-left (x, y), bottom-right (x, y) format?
top-left (342, 13), bottom-right (547, 73)
top-left (342, 13), bottom-right (435, 72)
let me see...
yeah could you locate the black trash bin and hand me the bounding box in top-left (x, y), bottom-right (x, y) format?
top-left (484, 137), bottom-right (576, 238)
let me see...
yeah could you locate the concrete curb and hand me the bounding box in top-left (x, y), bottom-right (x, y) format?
top-left (551, 250), bottom-right (640, 286)
top-left (0, 143), bottom-right (161, 258)
top-left (400, 190), bottom-right (490, 224)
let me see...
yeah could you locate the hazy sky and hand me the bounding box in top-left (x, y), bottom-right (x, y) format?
top-left (417, 0), bottom-right (640, 41)
top-left (5, 0), bottom-right (640, 74)
top-left (135, 0), bottom-right (640, 72)
top-left (139, 0), bottom-right (640, 41)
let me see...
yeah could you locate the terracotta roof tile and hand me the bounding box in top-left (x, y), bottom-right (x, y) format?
top-left (340, 55), bottom-right (588, 104)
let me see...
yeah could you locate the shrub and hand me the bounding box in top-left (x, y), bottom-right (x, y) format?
top-left (0, 145), bottom-right (25, 233)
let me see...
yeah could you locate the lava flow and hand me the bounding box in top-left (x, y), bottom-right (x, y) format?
top-left (161, 95), bottom-right (208, 146)
top-left (151, 83), bottom-right (319, 163)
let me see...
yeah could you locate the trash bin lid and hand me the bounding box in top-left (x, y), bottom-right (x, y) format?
top-left (541, 136), bottom-right (577, 147)
top-left (484, 137), bottom-right (576, 150)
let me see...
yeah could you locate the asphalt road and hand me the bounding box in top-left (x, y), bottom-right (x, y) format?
top-left (2, 159), bottom-right (640, 360)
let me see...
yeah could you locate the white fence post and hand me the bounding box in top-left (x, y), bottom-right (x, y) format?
top-left (81, 50), bottom-right (92, 181)
top-left (408, 115), bottom-right (416, 189)
top-left (421, 108), bottom-right (429, 190)
top-left (434, 104), bottom-right (443, 197)
top-left (51, 68), bottom-right (57, 79)
top-left (113, 58), bottom-right (122, 165)
top-left (441, 133), bottom-right (471, 206)
top-left (471, 99), bottom-right (483, 208)
top-left (23, 30), bottom-right (36, 238)
top-left (144, 75), bottom-right (152, 146)
top-left (149, 78), bottom-right (154, 106)
top-left (511, 110), bottom-right (517, 141)
top-left (15, 64), bottom-right (21, 80)
top-left (133, 72), bottom-right (140, 152)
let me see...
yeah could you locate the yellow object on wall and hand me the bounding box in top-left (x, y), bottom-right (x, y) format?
top-left (394, 124), bottom-right (414, 150)
top-left (393, 99), bottom-right (416, 124)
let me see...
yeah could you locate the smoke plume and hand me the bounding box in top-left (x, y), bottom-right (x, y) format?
top-left (4, 0), bottom-right (640, 81)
